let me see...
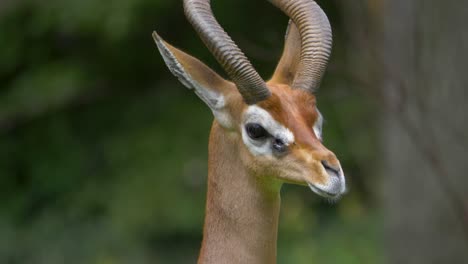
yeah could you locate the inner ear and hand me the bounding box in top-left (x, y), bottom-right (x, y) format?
top-left (270, 21), bottom-right (301, 86)
top-left (153, 32), bottom-right (236, 128)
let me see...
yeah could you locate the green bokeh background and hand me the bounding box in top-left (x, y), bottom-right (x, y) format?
top-left (0, 0), bottom-right (381, 263)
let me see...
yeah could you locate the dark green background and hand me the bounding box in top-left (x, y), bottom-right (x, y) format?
top-left (0, 1), bottom-right (381, 263)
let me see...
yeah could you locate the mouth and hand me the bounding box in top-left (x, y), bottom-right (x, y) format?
top-left (307, 182), bottom-right (343, 199)
top-left (307, 167), bottom-right (346, 200)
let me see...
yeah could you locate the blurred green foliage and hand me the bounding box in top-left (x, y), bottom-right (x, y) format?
top-left (0, 0), bottom-right (381, 263)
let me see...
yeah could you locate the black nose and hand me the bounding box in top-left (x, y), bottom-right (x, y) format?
top-left (321, 160), bottom-right (340, 176)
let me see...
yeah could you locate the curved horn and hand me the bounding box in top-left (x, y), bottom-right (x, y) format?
top-left (183, 0), bottom-right (271, 104)
top-left (269, 0), bottom-right (332, 92)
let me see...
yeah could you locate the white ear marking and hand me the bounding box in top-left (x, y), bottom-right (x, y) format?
top-left (313, 108), bottom-right (323, 140)
top-left (153, 33), bottom-right (193, 88)
top-left (153, 32), bottom-right (232, 128)
top-left (153, 32), bottom-right (224, 109)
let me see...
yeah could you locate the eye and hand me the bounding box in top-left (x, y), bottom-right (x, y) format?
top-left (245, 123), bottom-right (268, 139)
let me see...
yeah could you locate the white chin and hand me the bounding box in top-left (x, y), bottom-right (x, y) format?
top-left (307, 173), bottom-right (346, 200)
top-left (308, 183), bottom-right (341, 199)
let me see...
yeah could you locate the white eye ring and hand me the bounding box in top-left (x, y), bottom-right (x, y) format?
top-left (241, 106), bottom-right (295, 156)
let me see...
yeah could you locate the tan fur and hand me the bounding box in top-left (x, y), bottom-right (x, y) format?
top-left (255, 84), bottom-right (341, 186)
top-left (199, 122), bottom-right (280, 264)
top-left (271, 22), bottom-right (301, 86)
top-left (163, 40), bottom-right (235, 95)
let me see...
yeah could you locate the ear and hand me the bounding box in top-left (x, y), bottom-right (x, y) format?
top-left (153, 31), bottom-right (235, 128)
top-left (270, 21), bottom-right (301, 86)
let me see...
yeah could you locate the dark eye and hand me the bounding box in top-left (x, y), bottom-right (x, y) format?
top-left (245, 123), bottom-right (268, 139)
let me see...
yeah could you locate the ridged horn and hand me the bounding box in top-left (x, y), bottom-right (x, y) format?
top-left (269, 0), bottom-right (332, 92)
top-left (183, 0), bottom-right (271, 105)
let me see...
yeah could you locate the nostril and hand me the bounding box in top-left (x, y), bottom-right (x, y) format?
top-left (321, 160), bottom-right (340, 176)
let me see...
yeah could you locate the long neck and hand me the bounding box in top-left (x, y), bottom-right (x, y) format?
top-left (198, 122), bottom-right (282, 264)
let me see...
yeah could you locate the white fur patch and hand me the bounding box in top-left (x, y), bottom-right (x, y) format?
top-left (313, 108), bottom-right (323, 141)
top-left (241, 106), bottom-right (294, 156)
top-left (308, 166), bottom-right (346, 197)
top-left (153, 32), bottom-right (232, 128)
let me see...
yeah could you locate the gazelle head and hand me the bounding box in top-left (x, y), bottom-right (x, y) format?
top-left (153, 0), bottom-right (346, 199)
